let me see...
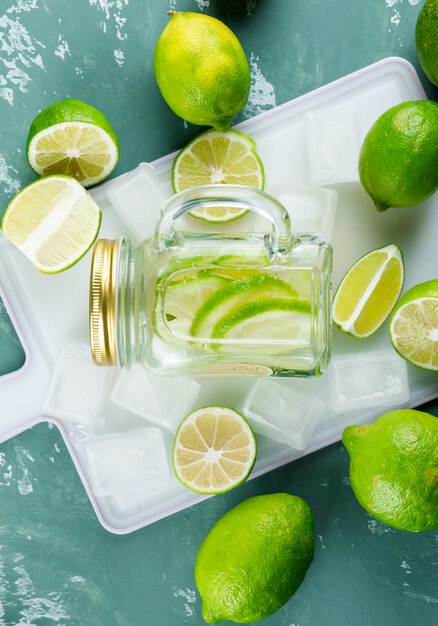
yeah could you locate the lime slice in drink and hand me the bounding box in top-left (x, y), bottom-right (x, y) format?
top-left (190, 274), bottom-right (298, 340)
top-left (389, 279), bottom-right (438, 372)
top-left (172, 129), bottom-right (264, 222)
top-left (332, 244), bottom-right (404, 338)
top-left (173, 406), bottom-right (256, 494)
top-left (1, 175), bottom-right (101, 273)
top-left (211, 298), bottom-right (312, 353)
top-left (27, 99), bottom-right (119, 188)
top-left (160, 274), bottom-right (230, 338)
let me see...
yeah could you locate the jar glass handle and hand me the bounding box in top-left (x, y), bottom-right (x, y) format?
top-left (155, 184), bottom-right (294, 256)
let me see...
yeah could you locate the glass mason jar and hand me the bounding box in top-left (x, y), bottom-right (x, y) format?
top-left (89, 184), bottom-right (332, 377)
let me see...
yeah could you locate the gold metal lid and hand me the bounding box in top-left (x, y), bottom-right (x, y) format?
top-left (89, 239), bottom-right (119, 366)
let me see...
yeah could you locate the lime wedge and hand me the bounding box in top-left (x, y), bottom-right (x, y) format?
top-left (1, 175), bottom-right (101, 273)
top-left (333, 244), bottom-right (404, 338)
top-left (389, 279), bottom-right (438, 372)
top-left (190, 275), bottom-right (298, 340)
top-left (212, 298), bottom-right (312, 354)
top-left (27, 99), bottom-right (119, 188)
top-left (172, 129), bottom-right (264, 222)
top-left (173, 406), bottom-right (256, 494)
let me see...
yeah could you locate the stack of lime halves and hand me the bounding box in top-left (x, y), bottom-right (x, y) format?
top-left (1, 98), bottom-right (119, 273)
top-left (156, 257), bottom-right (312, 352)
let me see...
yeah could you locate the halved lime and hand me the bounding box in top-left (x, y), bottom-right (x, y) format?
top-left (27, 99), bottom-right (119, 188)
top-left (190, 275), bottom-right (298, 340)
top-left (333, 244), bottom-right (404, 338)
top-left (173, 406), bottom-right (256, 494)
top-left (1, 175), bottom-right (101, 273)
top-left (172, 129), bottom-right (264, 222)
top-left (212, 298), bottom-right (312, 354)
top-left (389, 279), bottom-right (438, 372)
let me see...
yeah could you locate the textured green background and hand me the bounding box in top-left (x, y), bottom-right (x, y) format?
top-left (0, 1), bottom-right (437, 625)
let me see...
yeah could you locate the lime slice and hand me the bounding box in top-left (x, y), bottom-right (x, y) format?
top-left (1, 175), bottom-right (101, 273)
top-left (389, 279), bottom-right (438, 372)
top-left (212, 298), bottom-right (312, 354)
top-left (172, 129), bottom-right (264, 222)
top-left (333, 244), bottom-right (404, 338)
top-left (173, 406), bottom-right (256, 494)
top-left (190, 275), bottom-right (298, 340)
top-left (27, 99), bottom-right (119, 188)
top-left (159, 274), bottom-right (230, 338)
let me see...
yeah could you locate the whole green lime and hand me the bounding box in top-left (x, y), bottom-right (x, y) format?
top-left (154, 12), bottom-right (250, 131)
top-left (343, 409), bottom-right (438, 532)
top-left (416, 0), bottom-right (438, 87)
top-left (194, 493), bottom-right (314, 624)
top-left (358, 100), bottom-right (438, 211)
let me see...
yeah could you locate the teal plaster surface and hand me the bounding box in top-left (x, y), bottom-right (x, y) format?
top-left (0, 1), bottom-right (437, 624)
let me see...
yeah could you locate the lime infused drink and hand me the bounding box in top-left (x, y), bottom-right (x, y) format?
top-left (89, 185), bottom-right (332, 377)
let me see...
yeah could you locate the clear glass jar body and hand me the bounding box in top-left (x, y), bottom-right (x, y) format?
top-left (111, 185), bottom-right (333, 378)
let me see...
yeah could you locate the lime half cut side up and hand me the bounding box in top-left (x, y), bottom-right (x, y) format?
top-left (172, 129), bottom-right (264, 222)
top-left (173, 406), bottom-right (256, 494)
top-left (26, 99), bottom-right (119, 188)
top-left (389, 279), bottom-right (438, 372)
top-left (333, 243), bottom-right (404, 338)
top-left (1, 175), bottom-right (101, 273)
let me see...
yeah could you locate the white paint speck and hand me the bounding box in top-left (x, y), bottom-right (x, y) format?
top-left (6, 0), bottom-right (39, 14)
top-left (194, 0), bottom-right (210, 10)
top-left (385, 0), bottom-right (420, 28)
top-left (318, 534), bottom-right (326, 549)
top-left (89, 0), bottom-right (129, 54)
top-left (172, 587), bottom-right (197, 618)
top-left (400, 560), bottom-right (412, 574)
top-left (0, 12), bottom-right (45, 105)
top-left (70, 575), bottom-right (85, 584)
top-left (54, 35), bottom-right (70, 60)
top-left (13, 565), bottom-right (71, 622)
top-left (114, 48), bottom-right (125, 67)
top-left (243, 53), bottom-right (276, 118)
top-left (0, 153), bottom-right (21, 194)
top-left (0, 453), bottom-right (5, 467)
top-left (367, 518), bottom-right (394, 535)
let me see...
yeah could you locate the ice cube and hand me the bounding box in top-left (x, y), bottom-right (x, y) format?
top-left (329, 351), bottom-right (410, 411)
top-left (105, 163), bottom-right (169, 241)
top-left (111, 364), bottom-right (201, 432)
top-left (44, 341), bottom-right (110, 428)
top-left (83, 428), bottom-right (170, 497)
top-left (109, 473), bottom-right (180, 515)
top-left (240, 379), bottom-right (324, 449)
top-left (306, 108), bottom-right (361, 186)
top-left (263, 181), bottom-right (338, 241)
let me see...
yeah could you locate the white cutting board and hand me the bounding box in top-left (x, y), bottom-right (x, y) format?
top-left (0, 57), bottom-right (437, 534)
